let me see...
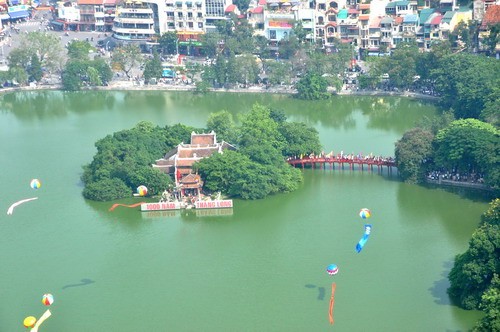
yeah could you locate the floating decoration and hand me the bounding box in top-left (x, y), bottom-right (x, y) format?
top-left (136, 185), bottom-right (148, 197)
top-left (23, 316), bottom-right (37, 329)
top-left (30, 179), bottom-right (41, 189)
top-left (359, 208), bottom-right (371, 219)
top-left (329, 283), bottom-right (337, 325)
top-left (7, 197), bottom-right (38, 215)
top-left (326, 264), bottom-right (339, 276)
top-left (109, 202), bottom-right (146, 211)
top-left (42, 293), bottom-right (54, 306)
top-left (356, 224), bottom-right (372, 253)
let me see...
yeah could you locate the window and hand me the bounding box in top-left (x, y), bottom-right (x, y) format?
top-left (269, 30), bottom-right (276, 39)
top-left (198, 22), bottom-right (203, 28)
top-left (188, 22), bottom-right (193, 28)
top-left (188, 12), bottom-right (193, 18)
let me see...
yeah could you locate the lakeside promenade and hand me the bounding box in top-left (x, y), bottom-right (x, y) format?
top-left (0, 80), bottom-right (439, 101)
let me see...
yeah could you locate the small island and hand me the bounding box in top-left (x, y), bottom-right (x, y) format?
top-left (81, 103), bottom-right (322, 202)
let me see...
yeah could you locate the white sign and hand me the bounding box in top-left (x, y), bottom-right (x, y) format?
top-left (195, 200), bottom-right (233, 209)
top-left (141, 202), bottom-right (181, 211)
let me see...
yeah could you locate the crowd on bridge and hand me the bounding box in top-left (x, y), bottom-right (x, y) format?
top-left (287, 151), bottom-right (395, 164)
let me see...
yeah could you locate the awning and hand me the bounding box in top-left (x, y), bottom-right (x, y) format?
top-left (9, 10), bottom-right (30, 19)
top-left (50, 20), bottom-right (64, 26)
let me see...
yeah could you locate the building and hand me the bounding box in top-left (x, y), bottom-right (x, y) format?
top-left (112, 0), bottom-right (165, 41)
top-left (153, 131), bottom-right (236, 189)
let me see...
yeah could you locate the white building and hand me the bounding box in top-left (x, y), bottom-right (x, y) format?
top-left (113, 0), bottom-right (168, 41)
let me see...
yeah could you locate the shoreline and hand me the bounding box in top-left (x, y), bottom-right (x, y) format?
top-left (0, 81), bottom-right (440, 100)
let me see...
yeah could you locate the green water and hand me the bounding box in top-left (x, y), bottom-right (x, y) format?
top-left (0, 91), bottom-right (487, 331)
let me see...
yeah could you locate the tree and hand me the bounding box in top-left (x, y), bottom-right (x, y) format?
top-left (279, 122), bottom-right (322, 157)
top-left (481, 87), bottom-right (500, 127)
top-left (62, 59), bottom-right (112, 91)
top-left (234, 54), bottom-right (260, 85)
top-left (482, 23), bottom-right (500, 56)
top-left (293, 21), bottom-right (308, 43)
top-left (7, 48), bottom-right (32, 72)
top-left (143, 51), bottom-right (163, 84)
top-left (206, 110), bottom-right (237, 143)
top-left (394, 128), bottom-right (434, 183)
top-left (82, 177), bottom-right (131, 201)
top-left (201, 32), bottom-right (222, 58)
top-left (67, 40), bottom-right (93, 61)
top-left (82, 122), bottom-right (198, 201)
top-left (278, 35), bottom-right (300, 59)
top-left (378, 42), bottom-right (419, 89)
top-left (433, 119), bottom-right (499, 188)
top-left (232, 0), bottom-right (250, 12)
top-left (27, 54), bottom-right (43, 82)
top-left (111, 44), bottom-right (143, 78)
top-left (431, 53), bottom-right (499, 119)
top-left (8, 66), bottom-right (28, 85)
top-left (448, 199), bottom-right (500, 310)
top-left (238, 104), bottom-right (285, 158)
top-left (19, 31), bottom-right (64, 73)
top-left (265, 60), bottom-right (292, 85)
top-left (474, 275), bottom-right (500, 332)
top-left (158, 32), bottom-right (178, 55)
top-left (296, 73), bottom-right (329, 100)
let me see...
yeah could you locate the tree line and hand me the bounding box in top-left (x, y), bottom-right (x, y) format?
top-left (448, 199), bottom-right (499, 331)
top-left (81, 104), bottom-right (321, 201)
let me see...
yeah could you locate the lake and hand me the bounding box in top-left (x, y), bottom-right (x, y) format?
top-left (0, 91), bottom-right (487, 331)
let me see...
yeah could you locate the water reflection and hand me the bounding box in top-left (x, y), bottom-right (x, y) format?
top-left (428, 260), bottom-right (453, 305)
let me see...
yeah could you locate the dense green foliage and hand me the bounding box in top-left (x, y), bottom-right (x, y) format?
top-left (394, 128), bottom-right (434, 183)
top-left (448, 199), bottom-right (499, 326)
top-left (430, 54), bottom-right (499, 120)
top-left (82, 122), bottom-right (196, 201)
top-left (296, 73), bottom-right (329, 100)
top-left (434, 119), bottom-right (499, 188)
top-left (62, 59), bottom-right (113, 91)
top-left (395, 119), bottom-right (499, 189)
top-left (143, 51), bottom-right (163, 84)
top-left (196, 104), bottom-right (320, 199)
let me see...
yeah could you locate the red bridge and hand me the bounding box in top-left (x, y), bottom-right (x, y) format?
top-left (287, 156), bottom-right (397, 173)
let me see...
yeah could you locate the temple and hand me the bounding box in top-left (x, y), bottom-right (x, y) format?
top-left (153, 131), bottom-right (236, 197)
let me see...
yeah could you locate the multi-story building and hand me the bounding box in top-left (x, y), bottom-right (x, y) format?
top-left (113, 0), bottom-right (167, 41)
top-left (204, 0), bottom-right (232, 31)
top-left (264, 2), bottom-right (295, 45)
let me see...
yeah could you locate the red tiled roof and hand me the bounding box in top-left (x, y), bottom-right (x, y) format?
top-left (180, 173), bottom-right (202, 184)
top-left (252, 6), bottom-right (264, 13)
top-left (176, 159), bottom-right (196, 167)
top-left (325, 22), bottom-right (337, 27)
top-left (482, 5), bottom-right (500, 27)
top-left (77, 0), bottom-right (102, 4)
top-left (348, 8), bottom-right (359, 14)
top-left (178, 147), bottom-right (218, 158)
top-left (430, 14), bottom-right (442, 25)
top-left (359, 14), bottom-right (369, 20)
top-left (191, 133), bottom-right (215, 145)
top-left (359, 3), bottom-right (370, 9)
top-left (225, 4), bottom-right (236, 12)
top-left (394, 16), bottom-right (404, 25)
